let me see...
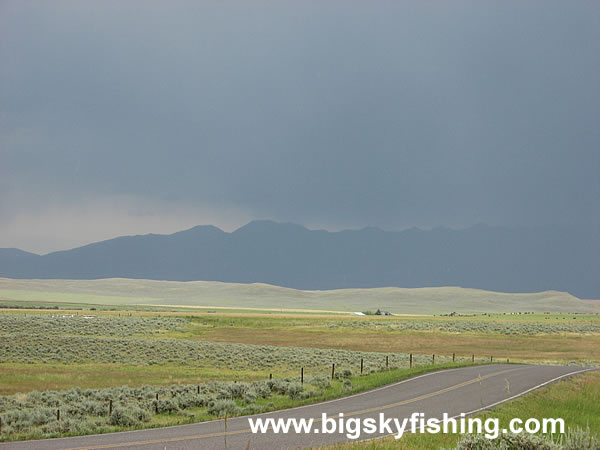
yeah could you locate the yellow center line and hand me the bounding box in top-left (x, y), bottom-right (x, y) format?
top-left (341, 367), bottom-right (521, 417)
top-left (67, 367), bottom-right (525, 449)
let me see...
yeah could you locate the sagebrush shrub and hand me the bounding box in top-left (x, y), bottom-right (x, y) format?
top-left (287, 382), bottom-right (304, 399)
top-left (207, 399), bottom-right (239, 417)
top-left (559, 426), bottom-right (600, 450)
top-left (108, 407), bottom-right (141, 427)
top-left (456, 432), bottom-right (557, 449)
top-left (310, 376), bottom-right (331, 390)
top-left (154, 399), bottom-right (179, 414)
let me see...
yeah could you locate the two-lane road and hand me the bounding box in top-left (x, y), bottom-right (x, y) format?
top-left (1, 364), bottom-right (593, 449)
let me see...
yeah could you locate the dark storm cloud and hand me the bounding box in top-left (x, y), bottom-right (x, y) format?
top-left (1, 0), bottom-right (599, 251)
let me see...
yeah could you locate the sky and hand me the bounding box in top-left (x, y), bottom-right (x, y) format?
top-left (1, 0), bottom-right (599, 254)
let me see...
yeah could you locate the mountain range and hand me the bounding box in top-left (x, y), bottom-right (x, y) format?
top-left (1, 221), bottom-right (598, 299)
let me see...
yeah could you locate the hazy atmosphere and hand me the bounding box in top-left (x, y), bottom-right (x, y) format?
top-left (1, 0), bottom-right (599, 253)
top-left (1, 3), bottom-right (600, 446)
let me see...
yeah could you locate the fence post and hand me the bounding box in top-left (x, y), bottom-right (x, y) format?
top-left (432, 354), bottom-right (435, 364)
top-left (301, 367), bottom-right (304, 384)
top-left (472, 354), bottom-right (474, 363)
top-left (197, 385), bottom-right (200, 394)
top-left (453, 353), bottom-right (455, 362)
top-left (386, 355), bottom-right (389, 368)
top-left (57, 409), bottom-right (60, 421)
top-left (490, 355), bottom-right (493, 363)
top-left (331, 363), bottom-right (335, 380)
top-left (1, 416), bottom-right (2, 434)
top-left (269, 373), bottom-right (272, 380)
top-left (360, 358), bottom-right (364, 374)
top-left (109, 399), bottom-right (113, 416)
top-left (507, 358), bottom-right (509, 364)
top-left (409, 353), bottom-right (413, 368)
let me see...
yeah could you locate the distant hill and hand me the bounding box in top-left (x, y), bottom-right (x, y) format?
top-left (1, 278), bottom-right (599, 314)
top-left (0, 221), bottom-right (598, 299)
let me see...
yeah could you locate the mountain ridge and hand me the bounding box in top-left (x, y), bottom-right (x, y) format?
top-left (1, 221), bottom-right (598, 298)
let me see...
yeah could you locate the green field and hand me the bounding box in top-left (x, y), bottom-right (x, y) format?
top-left (1, 278), bottom-right (599, 314)
top-left (1, 309), bottom-right (599, 396)
top-left (1, 278), bottom-right (599, 445)
top-left (0, 311), bottom-right (475, 442)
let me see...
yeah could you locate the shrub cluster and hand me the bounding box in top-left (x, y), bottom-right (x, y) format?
top-left (0, 331), bottom-right (445, 370)
top-left (0, 377), bottom-right (335, 438)
top-left (327, 320), bottom-right (600, 335)
top-left (456, 427), bottom-right (599, 449)
top-left (0, 315), bottom-right (185, 337)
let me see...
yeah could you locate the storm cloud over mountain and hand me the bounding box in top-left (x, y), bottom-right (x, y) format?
top-left (1, 1), bottom-right (599, 254)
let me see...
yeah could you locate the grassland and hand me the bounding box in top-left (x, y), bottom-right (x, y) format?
top-left (1, 310), bottom-right (599, 397)
top-left (0, 310), bottom-right (476, 441)
top-left (2, 277), bottom-right (599, 314)
top-left (173, 313), bottom-right (600, 366)
top-left (1, 277), bottom-right (599, 444)
top-left (0, 313), bottom-right (462, 395)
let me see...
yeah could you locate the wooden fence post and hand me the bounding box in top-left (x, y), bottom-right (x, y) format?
top-left (301, 367), bottom-right (304, 384)
top-left (269, 373), bottom-right (272, 380)
top-left (453, 353), bottom-right (455, 362)
top-left (409, 353), bottom-right (413, 368)
top-left (386, 355), bottom-right (389, 368)
top-left (360, 358), bottom-right (364, 374)
top-left (197, 385), bottom-right (200, 394)
top-left (109, 399), bottom-right (113, 416)
top-left (490, 355), bottom-right (493, 363)
top-left (472, 354), bottom-right (474, 363)
top-left (432, 354), bottom-right (435, 364)
top-left (331, 363), bottom-right (335, 380)
top-left (57, 409), bottom-right (60, 421)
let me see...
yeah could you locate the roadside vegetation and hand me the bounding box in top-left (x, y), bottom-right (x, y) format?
top-left (0, 362), bottom-right (471, 442)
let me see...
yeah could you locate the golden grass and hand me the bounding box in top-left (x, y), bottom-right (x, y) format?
top-left (0, 363), bottom-right (273, 395)
top-left (177, 323), bottom-right (600, 364)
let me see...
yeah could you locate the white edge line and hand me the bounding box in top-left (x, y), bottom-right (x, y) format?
top-left (460, 367), bottom-right (596, 416)
top-left (354, 367), bottom-right (598, 446)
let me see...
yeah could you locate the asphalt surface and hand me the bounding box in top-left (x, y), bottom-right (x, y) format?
top-left (1, 364), bottom-right (592, 449)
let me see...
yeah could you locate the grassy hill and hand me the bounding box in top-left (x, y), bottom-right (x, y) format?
top-left (1, 278), bottom-right (598, 314)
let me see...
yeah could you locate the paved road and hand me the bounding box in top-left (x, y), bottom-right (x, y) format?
top-left (1, 364), bottom-right (593, 449)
